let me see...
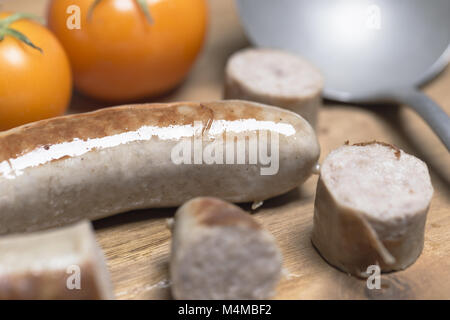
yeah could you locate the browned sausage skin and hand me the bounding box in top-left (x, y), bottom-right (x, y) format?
top-left (0, 100), bottom-right (319, 234)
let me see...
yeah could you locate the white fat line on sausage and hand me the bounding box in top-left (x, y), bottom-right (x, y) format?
top-left (208, 119), bottom-right (296, 136)
top-left (0, 119), bottom-right (295, 179)
top-left (0, 124), bottom-right (191, 179)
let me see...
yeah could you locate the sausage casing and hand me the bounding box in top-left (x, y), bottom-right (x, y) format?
top-left (0, 100), bottom-right (319, 234)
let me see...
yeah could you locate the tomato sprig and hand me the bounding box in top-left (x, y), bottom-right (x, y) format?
top-left (88, 0), bottom-right (153, 23)
top-left (0, 13), bottom-right (45, 52)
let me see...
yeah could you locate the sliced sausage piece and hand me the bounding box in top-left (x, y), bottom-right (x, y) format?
top-left (0, 221), bottom-right (114, 299)
top-left (312, 142), bottom-right (434, 277)
top-left (224, 48), bottom-right (323, 127)
top-left (0, 100), bottom-right (319, 235)
top-left (170, 197), bottom-right (282, 300)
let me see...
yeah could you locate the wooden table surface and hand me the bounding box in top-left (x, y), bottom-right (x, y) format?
top-left (3, 0), bottom-right (450, 299)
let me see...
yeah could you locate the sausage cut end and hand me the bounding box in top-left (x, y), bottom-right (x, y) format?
top-left (312, 142), bottom-right (433, 276)
top-left (0, 221), bottom-right (114, 299)
top-left (170, 197), bottom-right (282, 299)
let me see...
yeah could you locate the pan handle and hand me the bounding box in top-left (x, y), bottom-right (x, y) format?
top-left (389, 87), bottom-right (450, 151)
top-left (350, 87), bottom-right (450, 151)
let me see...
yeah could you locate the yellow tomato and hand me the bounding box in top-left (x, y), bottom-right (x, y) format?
top-left (0, 13), bottom-right (72, 131)
top-left (48, 0), bottom-right (208, 102)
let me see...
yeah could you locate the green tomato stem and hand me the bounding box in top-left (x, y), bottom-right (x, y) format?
top-left (88, 0), bottom-right (153, 24)
top-left (136, 0), bottom-right (154, 24)
top-left (88, 0), bottom-right (103, 20)
top-left (0, 13), bottom-right (43, 53)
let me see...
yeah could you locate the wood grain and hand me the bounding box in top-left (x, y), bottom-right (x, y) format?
top-left (2, 0), bottom-right (449, 299)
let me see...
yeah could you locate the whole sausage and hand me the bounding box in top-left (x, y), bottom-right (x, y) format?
top-left (0, 100), bottom-right (319, 234)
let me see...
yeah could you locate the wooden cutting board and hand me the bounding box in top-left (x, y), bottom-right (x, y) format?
top-left (4, 0), bottom-right (450, 299)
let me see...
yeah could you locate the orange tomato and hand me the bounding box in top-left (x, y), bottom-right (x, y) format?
top-left (0, 13), bottom-right (72, 131)
top-left (48, 0), bottom-right (208, 102)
